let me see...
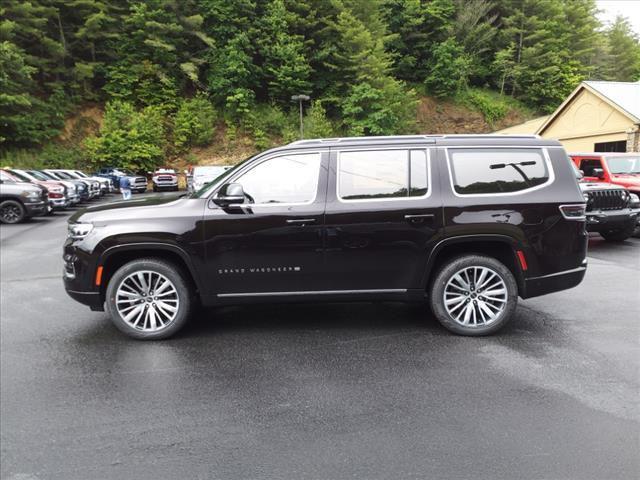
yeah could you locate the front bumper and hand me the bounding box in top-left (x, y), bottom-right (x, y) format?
top-left (63, 246), bottom-right (105, 311)
top-left (154, 182), bottom-right (178, 189)
top-left (24, 200), bottom-right (47, 217)
top-left (585, 208), bottom-right (639, 232)
top-left (50, 197), bottom-right (69, 209)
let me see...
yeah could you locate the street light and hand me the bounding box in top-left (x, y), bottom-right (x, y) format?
top-left (291, 94), bottom-right (310, 139)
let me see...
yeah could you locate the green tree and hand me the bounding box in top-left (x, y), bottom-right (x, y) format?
top-left (383, 0), bottom-right (456, 81)
top-left (603, 16), bottom-right (640, 81)
top-left (85, 100), bottom-right (166, 171)
top-left (424, 38), bottom-right (472, 96)
top-left (303, 100), bottom-right (335, 138)
top-left (174, 94), bottom-right (217, 151)
top-left (258, 0), bottom-right (312, 103)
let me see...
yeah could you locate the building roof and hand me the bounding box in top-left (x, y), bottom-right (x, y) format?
top-left (583, 81), bottom-right (640, 121)
top-left (536, 80), bottom-right (640, 135)
top-left (494, 115), bottom-right (550, 135)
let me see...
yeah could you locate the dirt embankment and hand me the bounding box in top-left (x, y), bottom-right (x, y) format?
top-left (416, 96), bottom-right (530, 134)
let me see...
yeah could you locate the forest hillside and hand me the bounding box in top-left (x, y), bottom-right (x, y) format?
top-left (2, 0), bottom-right (639, 170)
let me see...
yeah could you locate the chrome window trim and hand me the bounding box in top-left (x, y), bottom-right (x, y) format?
top-left (336, 147), bottom-right (433, 203)
top-left (445, 146), bottom-right (555, 198)
top-left (208, 150), bottom-right (327, 208)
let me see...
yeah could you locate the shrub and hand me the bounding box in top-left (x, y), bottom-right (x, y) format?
top-left (342, 80), bottom-right (417, 136)
top-left (303, 101), bottom-right (335, 139)
top-left (174, 94), bottom-right (217, 151)
top-left (85, 101), bottom-right (166, 172)
top-left (424, 39), bottom-right (472, 97)
top-left (457, 88), bottom-right (508, 125)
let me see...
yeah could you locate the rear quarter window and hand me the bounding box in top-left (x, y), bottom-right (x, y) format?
top-left (448, 148), bottom-right (550, 195)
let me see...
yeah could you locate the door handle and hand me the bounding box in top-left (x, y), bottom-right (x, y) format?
top-left (404, 214), bottom-right (435, 223)
top-left (286, 218), bottom-right (317, 225)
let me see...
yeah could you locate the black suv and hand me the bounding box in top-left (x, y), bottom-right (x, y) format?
top-left (64, 135), bottom-right (588, 339)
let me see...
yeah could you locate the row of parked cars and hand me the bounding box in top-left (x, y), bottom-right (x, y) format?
top-left (0, 164), bottom-right (234, 224)
top-left (0, 168), bottom-right (116, 224)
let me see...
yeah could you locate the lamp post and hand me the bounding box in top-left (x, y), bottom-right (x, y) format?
top-left (291, 94), bottom-right (310, 139)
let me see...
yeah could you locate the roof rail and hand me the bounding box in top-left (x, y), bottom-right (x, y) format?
top-left (288, 134), bottom-right (540, 146)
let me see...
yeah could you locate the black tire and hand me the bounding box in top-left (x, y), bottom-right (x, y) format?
top-left (600, 221), bottom-right (636, 242)
top-left (105, 258), bottom-right (193, 340)
top-left (429, 254), bottom-right (518, 336)
top-left (0, 200), bottom-right (26, 224)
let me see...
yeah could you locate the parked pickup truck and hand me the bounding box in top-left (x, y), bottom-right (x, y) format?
top-left (0, 171), bottom-right (48, 223)
top-left (95, 167), bottom-right (148, 193)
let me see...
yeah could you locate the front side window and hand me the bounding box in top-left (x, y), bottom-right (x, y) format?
top-left (234, 153), bottom-right (321, 204)
top-left (449, 148), bottom-right (549, 195)
top-left (338, 149), bottom-right (429, 200)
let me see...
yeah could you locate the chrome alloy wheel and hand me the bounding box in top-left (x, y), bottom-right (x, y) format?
top-left (115, 271), bottom-right (180, 332)
top-left (443, 266), bottom-right (508, 327)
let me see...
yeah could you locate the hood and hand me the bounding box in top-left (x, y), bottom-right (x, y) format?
top-left (609, 174), bottom-right (640, 191)
top-left (578, 181), bottom-right (626, 192)
top-left (69, 192), bottom-right (186, 224)
top-left (5, 180), bottom-right (43, 192)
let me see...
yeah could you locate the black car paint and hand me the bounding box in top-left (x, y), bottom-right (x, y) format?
top-left (64, 136), bottom-right (588, 311)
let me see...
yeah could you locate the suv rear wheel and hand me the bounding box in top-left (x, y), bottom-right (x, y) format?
top-left (105, 258), bottom-right (193, 340)
top-left (429, 255), bottom-right (518, 336)
top-left (0, 200), bottom-right (26, 224)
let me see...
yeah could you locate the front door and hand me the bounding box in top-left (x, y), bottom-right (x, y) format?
top-left (203, 150), bottom-right (329, 297)
top-left (324, 146), bottom-right (443, 291)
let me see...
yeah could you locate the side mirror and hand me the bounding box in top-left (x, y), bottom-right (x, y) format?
top-left (592, 168), bottom-right (605, 179)
top-left (214, 183), bottom-right (245, 207)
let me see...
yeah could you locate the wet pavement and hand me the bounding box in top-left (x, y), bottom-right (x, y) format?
top-left (1, 194), bottom-right (639, 479)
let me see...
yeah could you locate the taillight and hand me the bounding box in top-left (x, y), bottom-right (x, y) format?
top-left (559, 204), bottom-right (586, 220)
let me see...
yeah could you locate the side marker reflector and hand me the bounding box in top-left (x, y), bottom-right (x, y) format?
top-left (516, 250), bottom-right (528, 271)
top-left (95, 266), bottom-right (104, 286)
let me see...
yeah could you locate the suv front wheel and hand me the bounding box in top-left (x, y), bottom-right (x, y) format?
top-left (429, 255), bottom-right (518, 336)
top-left (105, 258), bottom-right (193, 340)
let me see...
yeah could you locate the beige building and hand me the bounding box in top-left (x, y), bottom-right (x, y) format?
top-left (495, 81), bottom-right (640, 152)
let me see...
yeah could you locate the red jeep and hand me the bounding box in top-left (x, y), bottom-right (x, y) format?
top-left (569, 153), bottom-right (640, 196)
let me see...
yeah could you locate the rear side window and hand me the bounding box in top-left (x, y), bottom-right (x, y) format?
top-left (338, 149), bottom-right (429, 200)
top-left (448, 148), bottom-right (549, 195)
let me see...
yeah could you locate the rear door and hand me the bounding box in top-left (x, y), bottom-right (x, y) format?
top-left (323, 146), bottom-right (443, 291)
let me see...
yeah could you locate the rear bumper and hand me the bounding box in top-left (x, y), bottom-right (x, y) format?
top-left (522, 261), bottom-right (587, 299)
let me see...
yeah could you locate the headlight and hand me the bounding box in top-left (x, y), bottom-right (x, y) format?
top-left (68, 223), bottom-right (94, 239)
top-left (582, 193), bottom-right (590, 203)
top-left (23, 190), bottom-right (41, 199)
top-left (630, 193), bottom-right (640, 208)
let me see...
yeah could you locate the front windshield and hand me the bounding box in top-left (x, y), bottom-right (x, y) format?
top-left (28, 170), bottom-right (50, 181)
top-left (38, 171), bottom-right (58, 180)
top-left (114, 169), bottom-right (135, 176)
top-left (74, 171), bottom-right (88, 178)
top-left (9, 170), bottom-right (32, 182)
top-left (190, 159), bottom-right (250, 198)
top-left (605, 156), bottom-right (640, 174)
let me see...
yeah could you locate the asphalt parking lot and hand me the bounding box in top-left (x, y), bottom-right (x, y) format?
top-left (1, 193), bottom-right (639, 480)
